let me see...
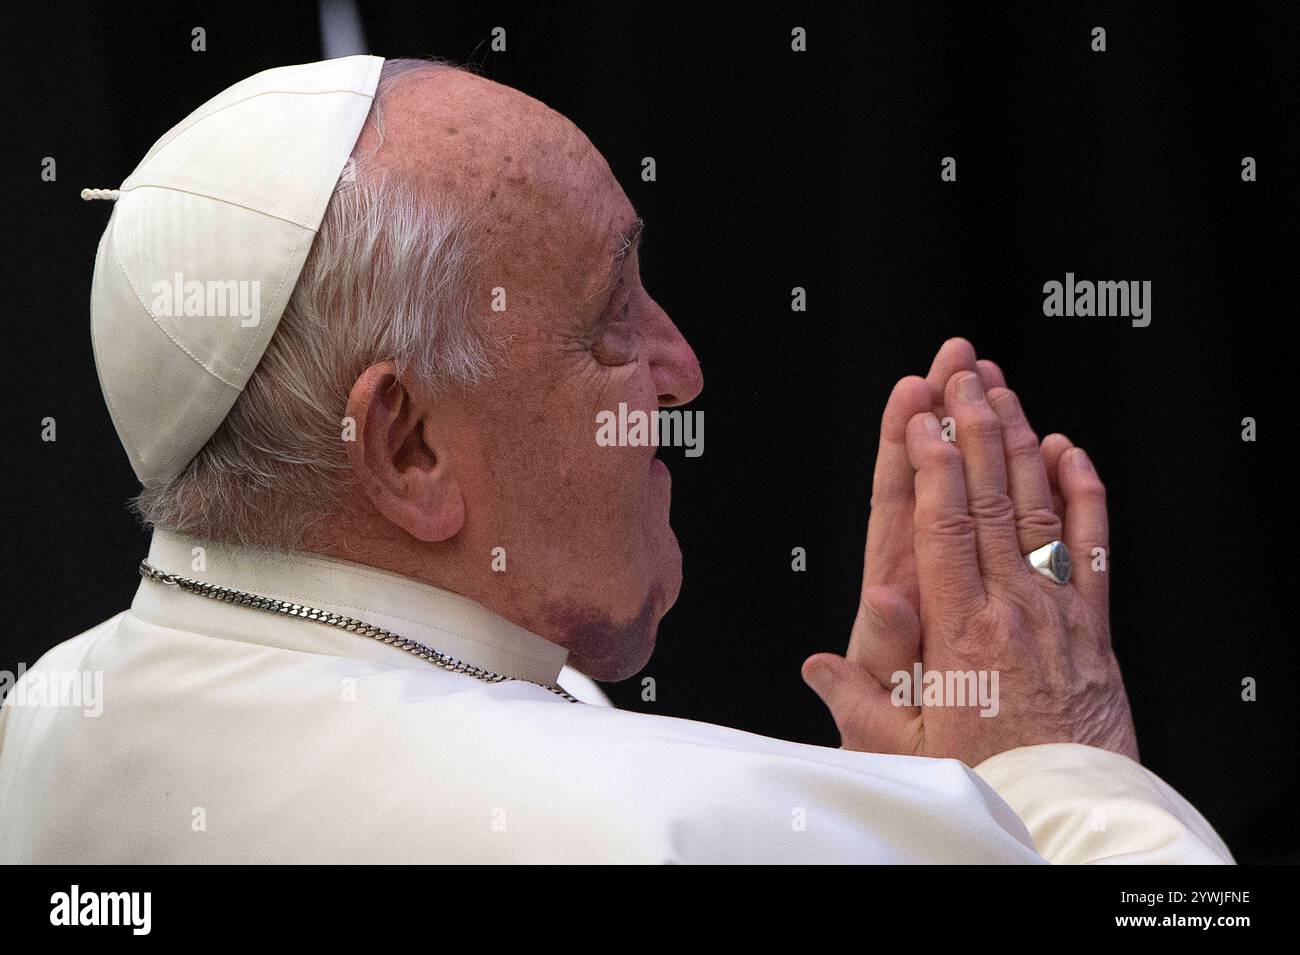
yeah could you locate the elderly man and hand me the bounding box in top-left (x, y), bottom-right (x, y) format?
top-left (0, 56), bottom-right (1230, 863)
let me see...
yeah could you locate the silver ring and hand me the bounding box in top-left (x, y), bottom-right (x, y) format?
top-left (1025, 540), bottom-right (1071, 584)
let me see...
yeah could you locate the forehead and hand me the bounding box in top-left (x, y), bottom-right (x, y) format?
top-left (367, 69), bottom-right (637, 289)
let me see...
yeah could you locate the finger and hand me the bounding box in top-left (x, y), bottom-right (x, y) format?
top-left (1041, 432), bottom-right (1074, 518)
top-left (987, 388), bottom-right (1062, 554)
top-left (905, 411), bottom-right (984, 615)
top-left (924, 337), bottom-right (979, 407)
top-left (944, 371), bottom-right (1027, 582)
top-left (976, 358), bottom-right (1006, 390)
top-left (802, 653), bottom-right (917, 754)
top-left (1058, 447), bottom-right (1110, 612)
top-left (846, 584), bottom-right (922, 686)
top-left (863, 377), bottom-right (934, 597)
top-left (870, 377), bottom-right (933, 510)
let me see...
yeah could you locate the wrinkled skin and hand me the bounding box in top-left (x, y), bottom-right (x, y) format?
top-left (803, 339), bottom-right (1138, 766)
top-left (321, 66), bottom-right (701, 681)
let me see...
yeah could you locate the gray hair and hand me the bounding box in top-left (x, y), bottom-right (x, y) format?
top-left (133, 58), bottom-right (494, 550)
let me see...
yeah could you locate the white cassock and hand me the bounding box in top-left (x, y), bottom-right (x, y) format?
top-left (0, 530), bottom-right (1232, 864)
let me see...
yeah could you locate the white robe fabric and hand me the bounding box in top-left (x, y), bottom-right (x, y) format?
top-left (0, 531), bottom-right (1232, 864)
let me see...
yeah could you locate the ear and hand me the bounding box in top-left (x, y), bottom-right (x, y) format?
top-left (344, 362), bottom-right (465, 542)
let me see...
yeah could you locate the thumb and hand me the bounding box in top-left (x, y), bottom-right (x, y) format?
top-left (801, 653), bottom-right (917, 753)
top-left (847, 584), bottom-right (922, 685)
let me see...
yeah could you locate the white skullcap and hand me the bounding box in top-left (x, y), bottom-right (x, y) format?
top-left (88, 55), bottom-right (384, 487)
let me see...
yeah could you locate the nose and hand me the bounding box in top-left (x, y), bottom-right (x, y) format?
top-left (646, 299), bottom-right (703, 408)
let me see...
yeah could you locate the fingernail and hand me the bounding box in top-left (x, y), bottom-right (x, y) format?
top-left (955, 372), bottom-right (984, 402)
top-left (1072, 448), bottom-right (1093, 471)
top-left (803, 665), bottom-right (833, 696)
top-left (922, 413), bottom-right (941, 437)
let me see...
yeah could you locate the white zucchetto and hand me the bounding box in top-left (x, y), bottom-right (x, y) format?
top-left (88, 55), bottom-right (383, 486)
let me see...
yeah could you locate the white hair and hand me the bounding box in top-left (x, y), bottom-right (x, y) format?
top-left (133, 59), bottom-right (494, 550)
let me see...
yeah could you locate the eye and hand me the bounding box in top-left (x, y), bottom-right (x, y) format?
top-left (592, 295), bottom-right (636, 366)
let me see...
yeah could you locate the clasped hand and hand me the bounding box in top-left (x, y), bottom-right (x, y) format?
top-left (803, 339), bottom-right (1139, 767)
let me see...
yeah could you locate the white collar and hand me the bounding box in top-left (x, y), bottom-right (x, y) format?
top-left (134, 530), bottom-right (569, 687)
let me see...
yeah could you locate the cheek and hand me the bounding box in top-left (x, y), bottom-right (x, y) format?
top-left (475, 358), bottom-right (661, 535)
top-left (485, 395), bottom-right (637, 513)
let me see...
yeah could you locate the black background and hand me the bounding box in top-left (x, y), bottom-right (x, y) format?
top-left (1, 1), bottom-right (1295, 863)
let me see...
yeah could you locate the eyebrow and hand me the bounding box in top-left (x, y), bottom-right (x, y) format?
top-left (614, 217), bottom-right (645, 265)
top-left (592, 217), bottom-right (644, 301)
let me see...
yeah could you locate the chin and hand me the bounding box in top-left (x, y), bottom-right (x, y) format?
top-left (570, 631), bottom-right (657, 682)
top-left (548, 582), bottom-right (667, 682)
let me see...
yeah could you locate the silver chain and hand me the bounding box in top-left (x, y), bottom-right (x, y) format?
top-left (138, 561), bottom-right (579, 703)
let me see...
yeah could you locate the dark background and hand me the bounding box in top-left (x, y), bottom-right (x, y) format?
top-left (1, 1), bottom-right (1295, 862)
